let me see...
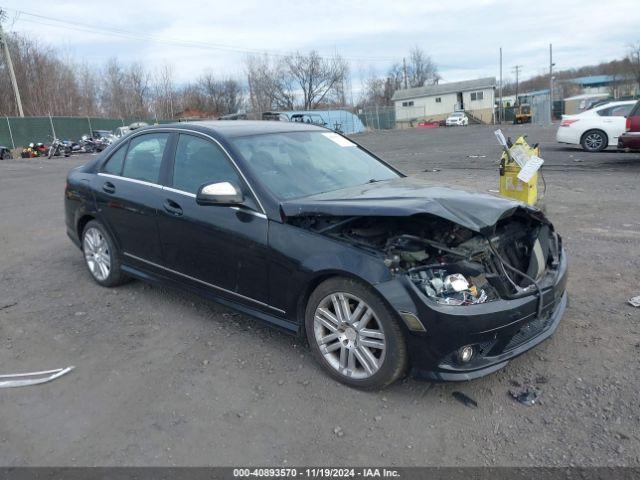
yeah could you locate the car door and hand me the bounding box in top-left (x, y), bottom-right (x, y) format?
top-left (157, 132), bottom-right (273, 313)
top-left (598, 104), bottom-right (634, 144)
top-left (93, 132), bottom-right (170, 265)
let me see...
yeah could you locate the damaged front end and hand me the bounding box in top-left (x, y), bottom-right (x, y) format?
top-left (280, 179), bottom-right (567, 380)
top-left (289, 210), bottom-right (562, 311)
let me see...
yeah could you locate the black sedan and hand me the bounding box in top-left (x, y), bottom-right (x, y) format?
top-left (65, 121), bottom-right (568, 389)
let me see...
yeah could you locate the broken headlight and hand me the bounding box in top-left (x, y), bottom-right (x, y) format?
top-left (409, 268), bottom-right (491, 305)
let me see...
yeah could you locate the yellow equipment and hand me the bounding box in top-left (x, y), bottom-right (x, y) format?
top-left (499, 135), bottom-right (539, 205)
top-left (513, 104), bottom-right (532, 124)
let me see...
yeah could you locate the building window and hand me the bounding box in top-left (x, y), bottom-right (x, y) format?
top-left (470, 91), bottom-right (484, 101)
top-left (402, 101), bottom-right (414, 107)
top-left (435, 97), bottom-right (441, 103)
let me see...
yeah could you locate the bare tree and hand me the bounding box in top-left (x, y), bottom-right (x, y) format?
top-left (245, 54), bottom-right (295, 113)
top-left (198, 74), bottom-right (243, 115)
top-left (153, 63), bottom-right (176, 119)
top-left (360, 68), bottom-right (396, 107)
top-left (627, 43), bottom-right (640, 90)
top-left (126, 62), bottom-right (150, 118)
top-left (285, 51), bottom-right (349, 109)
top-left (77, 63), bottom-right (100, 116)
top-left (407, 46), bottom-right (440, 88)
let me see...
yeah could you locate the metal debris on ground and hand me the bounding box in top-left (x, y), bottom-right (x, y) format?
top-left (0, 366), bottom-right (74, 388)
top-left (452, 391), bottom-right (478, 408)
top-left (509, 388), bottom-right (540, 406)
top-left (0, 302), bottom-right (17, 311)
top-left (628, 296), bottom-right (640, 307)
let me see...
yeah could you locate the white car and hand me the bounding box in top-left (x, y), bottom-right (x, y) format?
top-left (445, 112), bottom-right (469, 126)
top-left (556, 100), bottom-right (636, 151)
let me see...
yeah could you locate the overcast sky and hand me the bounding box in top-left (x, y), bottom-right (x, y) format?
top-left (2, 0), bottom-right (639, 93)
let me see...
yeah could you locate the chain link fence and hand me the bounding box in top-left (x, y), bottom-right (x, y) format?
top-left (356, 106), bottom-right (396, 130)
top-left (0, 116), bottom-right (173, 149)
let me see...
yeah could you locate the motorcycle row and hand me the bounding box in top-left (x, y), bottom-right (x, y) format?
top-left (9, 132), bottom-right (117, 160)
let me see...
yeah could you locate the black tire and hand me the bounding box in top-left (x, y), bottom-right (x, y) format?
top-left (1, 151), bottom-right (11, 160)
top-left (581, 129), bottom-right (608, 152)
top-left (81, 220), bottom-right (130, 287)
top-left (304, 277), bottom-right (408, 390)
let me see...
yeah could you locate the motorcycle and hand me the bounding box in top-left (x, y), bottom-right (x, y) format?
top-left (0, 145), bottom-right (12, 160)
top-left (21, 142), bottom-right (48, 158)
top-left (79, 135), bottom-right (100, 153)
top-left (48, 138), bottom-right (72, 158)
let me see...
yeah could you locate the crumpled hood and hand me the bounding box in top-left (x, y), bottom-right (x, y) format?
top-left (280, 177), bottom-right (545, 234)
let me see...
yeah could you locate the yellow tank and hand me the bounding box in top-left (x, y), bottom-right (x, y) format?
top-left (499, 136), bottom-right (539, 205)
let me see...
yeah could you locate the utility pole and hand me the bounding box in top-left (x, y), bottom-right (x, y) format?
top-left (549, 43), bottom-right (555, 123)
top-left (499, 47), bottom-right (503, 123)
top-left (512, 65), bottom-right (522, 105)
top-left (0, 16), bottom-right (24, 117)
top-left (402, 57), bottom-right (408, 89)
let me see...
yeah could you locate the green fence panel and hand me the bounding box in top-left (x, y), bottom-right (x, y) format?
top-left (8, 117), bottom-right (54, 147)
top-left (0, 118), bottom-right (12, 148)
top-left (51, 117), bottom-right (92, 142)
top-left (0, 117), bottom-right (177, 148)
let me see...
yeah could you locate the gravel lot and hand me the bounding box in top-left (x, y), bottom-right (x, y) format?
top-left (0, 124), bottom-right (639, 466)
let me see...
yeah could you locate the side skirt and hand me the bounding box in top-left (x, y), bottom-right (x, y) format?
top-left (121, 263), bottom-right (300, 335)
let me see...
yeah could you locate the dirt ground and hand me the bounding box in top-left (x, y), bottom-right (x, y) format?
top-left (0, 124), bottom-right (639, 467)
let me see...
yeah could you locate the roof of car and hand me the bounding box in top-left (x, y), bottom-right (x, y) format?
top-left (176, 120), bottom-right (327, 138)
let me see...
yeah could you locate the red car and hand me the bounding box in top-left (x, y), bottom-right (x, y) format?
top-left (618, 100), bottom-right (640, 150)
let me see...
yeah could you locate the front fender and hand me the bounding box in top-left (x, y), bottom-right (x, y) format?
top-left (267, 221), bottom-right (392, 323)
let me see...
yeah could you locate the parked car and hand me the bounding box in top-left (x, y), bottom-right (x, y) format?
top-left (445, 112), bottom-right (468, 126)
top-left (114, 126), bottom-right (131, 138)
top-left (65, 121), bottom-right (567, 389)
top-left (617, 100), bottom-right (640, 151)
top-left (92, 130), bottom-right (113, 139)
top-left (0, 145), bottom-right (11, 160)
top-left (556, 100), bottom-right (637, 152)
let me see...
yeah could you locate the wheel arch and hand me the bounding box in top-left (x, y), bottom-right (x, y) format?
top-left (76, 214), bottom-right (96, 244)
top-left (295, 269), bottom-right (402, 339)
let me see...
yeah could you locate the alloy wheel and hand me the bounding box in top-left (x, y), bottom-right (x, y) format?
top-left (584, 132), bottom-right (604, 151)
top-left (313, 292), bottom-right (386, 379)
top-left (83, 227), bottom-right (111, 281)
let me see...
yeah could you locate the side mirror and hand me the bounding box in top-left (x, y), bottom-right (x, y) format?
top-left (196, 181), bottom-right (244, 206)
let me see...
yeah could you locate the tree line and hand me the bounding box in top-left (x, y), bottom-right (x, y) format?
top-left (0, 27), bottom-right (441, 118)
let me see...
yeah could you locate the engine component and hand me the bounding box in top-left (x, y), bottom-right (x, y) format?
top-left (409, 268), bottom-right (491, 306)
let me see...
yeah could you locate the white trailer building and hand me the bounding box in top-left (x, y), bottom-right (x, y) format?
top-left (392, 77), bottom-right (496, 127)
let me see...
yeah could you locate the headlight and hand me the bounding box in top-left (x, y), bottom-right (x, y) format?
top-left (412, 269), bottom-right (490, 305)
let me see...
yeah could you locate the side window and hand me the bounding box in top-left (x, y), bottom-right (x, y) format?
top-left (610, 104), bottom-right (633, 117)
top-left (102, 144), bottom-right (127, 175)
top-left (597, 107), bottom-right (613, 117)
top-left (172, 134), bottom-right (241, 194)
top-left (121, 133), bottom-right (169, 183)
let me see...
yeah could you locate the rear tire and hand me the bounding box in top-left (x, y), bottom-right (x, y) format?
top-left (581, 129), bottom-right (607, 152)
top-left (305, 277), bottom-right (408, 390)
top-left (81, 220), bottom-right (130, 287)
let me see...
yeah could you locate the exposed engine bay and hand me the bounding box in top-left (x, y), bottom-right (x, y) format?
top-left (289, 213), bottom-right (561, 306)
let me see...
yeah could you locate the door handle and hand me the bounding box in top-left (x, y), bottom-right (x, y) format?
top-left (102, 181), bottom-right (116, 194)
top-left (163, 199), bottom-right (183, 216)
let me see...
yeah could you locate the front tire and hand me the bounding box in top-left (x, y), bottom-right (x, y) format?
top-left (305, 277), bottom-right (408, 390)
top-left (581, 130), bottom-right (607, 152)
top-left (81, 220), bottom-right (129, 287)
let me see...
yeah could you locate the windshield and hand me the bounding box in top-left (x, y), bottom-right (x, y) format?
top-left (232, 131), bottom-right (400, 200)
top-left (450, 112), bottom-right (463, 117)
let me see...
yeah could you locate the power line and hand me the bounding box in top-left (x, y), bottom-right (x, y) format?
top-left (5, 7), bottom-right (398, 63)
